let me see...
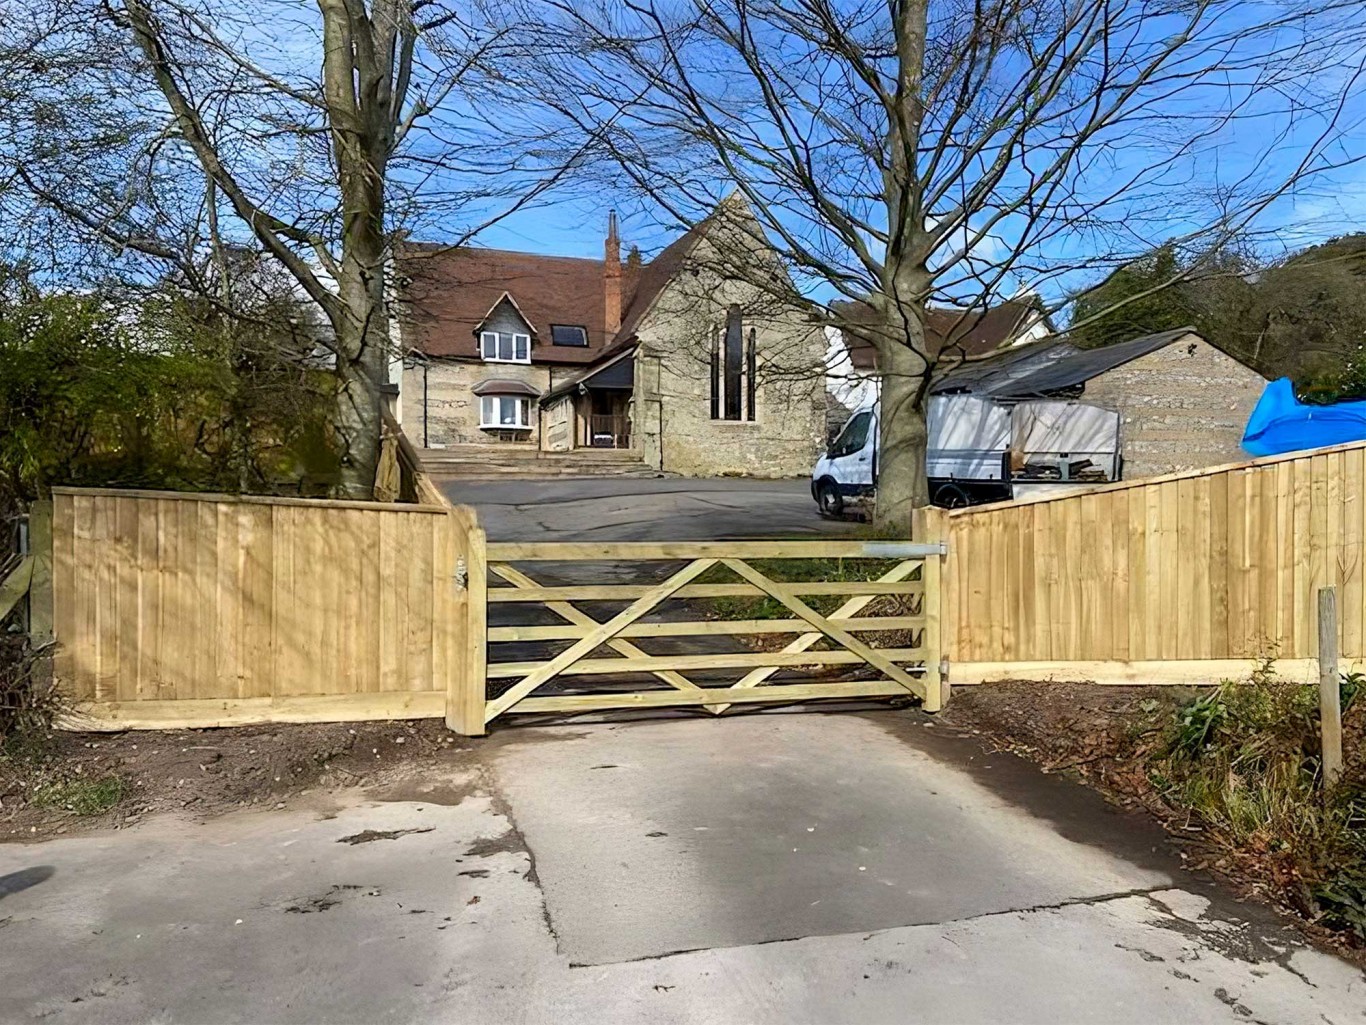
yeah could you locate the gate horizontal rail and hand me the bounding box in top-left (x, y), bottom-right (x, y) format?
top-left (486, 581), bottom-right (925, 602)
top-left (451, 538), bottom-right (947, 734)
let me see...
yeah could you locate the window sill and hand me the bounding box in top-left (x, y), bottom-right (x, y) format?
top-left (481, 357), bottom-right (532, 365)
top-left (480, 423), bottom-right (533, 431)
top-left (708, 419), bottom-right (761, 426)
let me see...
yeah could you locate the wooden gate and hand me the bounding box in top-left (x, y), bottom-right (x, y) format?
top-left (447, 539), bottom-right (946, 735)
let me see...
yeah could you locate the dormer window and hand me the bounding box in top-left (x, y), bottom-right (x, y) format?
top-left (551, 324), bottom-right (589, 347)
top-left (480, 331), bottom-right (531, 363)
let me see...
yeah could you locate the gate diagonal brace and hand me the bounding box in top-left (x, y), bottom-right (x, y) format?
top-left (708, 558), bottom-right (922, 713)
top-left (484, 557), bottom-right (719, 722)
top-left (488, 562), bottom-right (708, 699)
top-left (719, 559), bottom-right (927, 702)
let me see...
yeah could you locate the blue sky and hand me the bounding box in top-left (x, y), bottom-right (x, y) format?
top-left (80, 0), bottom-right (1365, 311)
top-left (446, 0), bottom-right (1366, 314)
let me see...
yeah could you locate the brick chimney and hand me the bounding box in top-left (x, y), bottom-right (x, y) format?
top-left (604, 210), bottom-right (622, 338)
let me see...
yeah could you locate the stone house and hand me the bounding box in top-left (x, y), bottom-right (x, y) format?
top-left (392, 198), bottom-right (826, 477)
top-left (931, 328), bottom-right (1267, 478)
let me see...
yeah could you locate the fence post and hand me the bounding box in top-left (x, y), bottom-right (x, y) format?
top-left (28, 499), bottom-right (53, 648)
top-left (921, 540), bottom-right (946, 712)
top-left (445, 510), bottom-right (488, 737)
top-left (1318, 586), bottom-right (1343, 788)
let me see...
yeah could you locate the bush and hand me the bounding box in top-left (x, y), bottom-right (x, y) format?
top-left (0, 269), bottom-right (340, 510)
top-left (1151, 668), bottom-right (1366, 940)
top-left (0, 637), bottom-right (63, 757)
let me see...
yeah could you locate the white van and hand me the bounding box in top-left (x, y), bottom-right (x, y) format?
top-left (812, 394), bottom-right (1122, 515)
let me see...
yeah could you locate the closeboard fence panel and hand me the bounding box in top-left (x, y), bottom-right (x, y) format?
top-left (936, 440), bottom-right (1366, 682)
top-left (51, 487), bottom-right (468, 728)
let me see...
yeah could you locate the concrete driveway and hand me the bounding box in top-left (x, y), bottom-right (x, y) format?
top-left (2, 713), bottom-right (1362, 1024)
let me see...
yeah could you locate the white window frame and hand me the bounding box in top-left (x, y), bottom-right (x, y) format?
top-left (480, 330), bottom-right (532, 364)
top-left (479, 394), bottom-right (533, 430)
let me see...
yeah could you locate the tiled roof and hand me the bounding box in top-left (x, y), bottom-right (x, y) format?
top-left (395, 220), bottom-right (709, 367)
top-left (833, 299), bottom-right (1048, 369)
top-left (396, 244), bottom-right (632, 366)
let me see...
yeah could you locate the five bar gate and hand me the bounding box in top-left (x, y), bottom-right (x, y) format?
top-left (448, 538), bottom-right (947, 735)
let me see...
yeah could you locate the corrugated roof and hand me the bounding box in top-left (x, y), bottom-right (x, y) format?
top-left (930, 328), bottom-right (1199, 398)
top-left (999, 328), bottom-right (1197, 397)
top-left (931, 340), bottom-right (1076, 395)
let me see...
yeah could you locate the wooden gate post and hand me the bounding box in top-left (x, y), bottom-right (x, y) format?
top-left (445, 509), bottom-right (488, 736)
top-left (28, 499), bottom-right (54, 648)
top-left (921, 540), bottom-right (946, 712)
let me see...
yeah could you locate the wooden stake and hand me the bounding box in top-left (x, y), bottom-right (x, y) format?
top-left (1318, 586), bottom-right (1343, 788)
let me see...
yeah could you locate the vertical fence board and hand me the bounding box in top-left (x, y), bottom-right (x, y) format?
top-left (1110, 489), bottom-right (1130, 662)
top-left (51, 489), bottom-right (459, 726)
top-left (940, 441), bottom-right (1366, 675)
top-left (1345, 448), bottom-right (1365, 658)
top-left (1126, 485), bottom-right (1146, 660)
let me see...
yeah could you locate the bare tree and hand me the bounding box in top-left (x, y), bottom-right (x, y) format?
top-left (8, 0), bottom-right (570, 496)
top-left (532, 0), bottom-right (1366, 523)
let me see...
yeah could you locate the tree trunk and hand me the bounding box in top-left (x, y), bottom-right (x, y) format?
top-left (874, 337), bottom-right (931, 530)
top-left (318, 0), bottom-right (397, 498)
top-left (331, 314), bottom-right (384, 497)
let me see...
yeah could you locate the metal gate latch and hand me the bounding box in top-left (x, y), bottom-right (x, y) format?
top-left (453, 556), bottom-right (467, 590)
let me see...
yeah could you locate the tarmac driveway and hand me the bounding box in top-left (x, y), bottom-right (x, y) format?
top-left (441, 476), bottom-right (853, 542)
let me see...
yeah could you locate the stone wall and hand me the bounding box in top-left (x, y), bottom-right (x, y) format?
top-left (633, 209), bottom-right (826, 478)
top-left (402, 359), bottom-right (549, 448)
top-left (1080, 334), bottom-right (1266, 479)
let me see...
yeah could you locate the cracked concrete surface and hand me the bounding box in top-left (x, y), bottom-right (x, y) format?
top-left (3, 713), bottom-right (1363, 1024)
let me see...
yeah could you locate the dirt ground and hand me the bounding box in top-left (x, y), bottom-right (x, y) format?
top-left (0, 720), bottom-right (476, 841)
top-left (937, 680), bottom-right (1366, 968)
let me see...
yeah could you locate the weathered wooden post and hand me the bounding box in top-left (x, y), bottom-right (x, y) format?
top-left (1318, 586), bottom-right (1343, 789)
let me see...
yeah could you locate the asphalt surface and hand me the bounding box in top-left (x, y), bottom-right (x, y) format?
top-left (440, 476), bottom-right (854, 542)
top-left (2, 475), bottom-right (1362, 1022)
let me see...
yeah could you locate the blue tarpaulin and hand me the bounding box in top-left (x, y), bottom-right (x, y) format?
top-left (1242, 377), bottom-right (1366, 457)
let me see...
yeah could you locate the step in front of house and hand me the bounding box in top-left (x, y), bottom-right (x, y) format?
top-left (419, 446), bottom-right (658, 478)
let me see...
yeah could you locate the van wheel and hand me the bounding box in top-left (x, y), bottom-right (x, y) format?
top-left (933, 484), bottom-right (971, 509)
top-left (817, 480), bottom-right (845, 518)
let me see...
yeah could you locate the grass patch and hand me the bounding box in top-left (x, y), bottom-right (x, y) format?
top-left (695, 557), bottom-right (910, 620)
top-left (1147, 664), bottom-right (1366, 940)
top-left (29, 774), bottom-right (127, 816)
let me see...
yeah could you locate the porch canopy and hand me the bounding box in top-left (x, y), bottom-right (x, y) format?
top-left (580, 356), bottom-right (633, 391)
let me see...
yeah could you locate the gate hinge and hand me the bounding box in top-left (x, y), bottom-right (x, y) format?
top-left (939, 658), bottom-right (950, 678)
top-left (453, 556), bottom-right (468, 590)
